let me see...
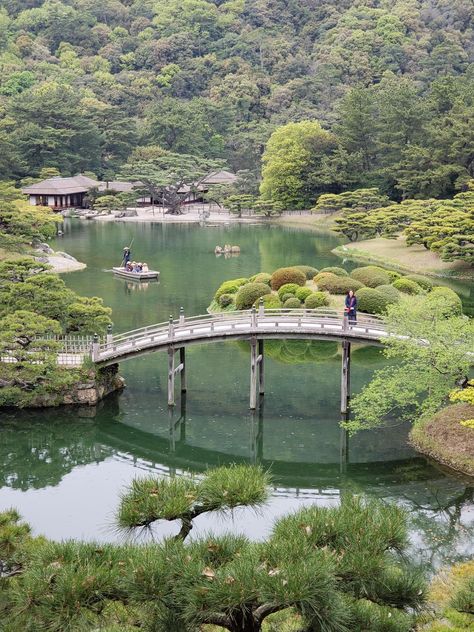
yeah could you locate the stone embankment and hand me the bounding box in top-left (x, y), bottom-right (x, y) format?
top-left (34, 242), bottom-right (86, 273)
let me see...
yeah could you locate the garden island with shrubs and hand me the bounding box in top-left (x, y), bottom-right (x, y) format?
top-left (208, 264), bottom-right (462, 317)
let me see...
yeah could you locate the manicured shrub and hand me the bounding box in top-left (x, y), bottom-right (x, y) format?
top-left (251, 272), bottom-right (272, 285)
top-left (219, 293), bottom-right (234, 308)
top-left (235, 282), bottom-right (271, 310)
top-left (427, 286), bottom-right (463, 316)
top-left (277, 283), bottom-right (300, 299)
top-left (283, 297), bottom-right (301, 309)
top-left (392, 277), bottom-right (423, 294)
top-left (355, 287), bottom-right (390, 314)
top-left (215, 277), bottom-right (248, 300)
top-left (387, 270), bottom-right (402, 282)
top-left (295, 286), bottom-right (313, 301)
top-left (319, 266), bottom-right (348, 276)
top-left (314, 272), bottom-right (364, 294)
top-left (350, 265), bottom-right (391, 287)
top-left (294, 265), bottom-right (319, 280)
top-left (404, 274), bottom-right (434, 291)
top-left (270, 267), bottom-right (306, 290)
top-left (305, 292), bottom-right (330, 309)
top-left (375, 284), bottom-right (401, 304)
top-left (254, 294), bottom-right (282, 309)
top-left (281, 293), bottom-right (294, 303)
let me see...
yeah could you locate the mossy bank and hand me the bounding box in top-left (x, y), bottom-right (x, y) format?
top-left (410, 403), bottom-right (474, 478)
top-left (0, 364), bottom-right (125, 409)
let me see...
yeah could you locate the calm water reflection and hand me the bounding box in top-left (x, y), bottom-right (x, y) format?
top-left (0, 221), bottom-right (472, 571)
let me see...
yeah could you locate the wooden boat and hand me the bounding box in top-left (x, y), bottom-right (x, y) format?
top-left (112, 266), bottom-right (159, 280)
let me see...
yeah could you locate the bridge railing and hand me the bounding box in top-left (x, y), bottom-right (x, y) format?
top-left (98, 308), bottom-right (385, 356)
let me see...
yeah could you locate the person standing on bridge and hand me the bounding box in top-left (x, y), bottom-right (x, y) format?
top-left (344, 290), bottom-right (357, 325)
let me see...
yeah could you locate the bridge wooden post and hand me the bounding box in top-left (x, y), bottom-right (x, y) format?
top-left (92, 333), bottom-right (99, 362)
top-left (168, 346), bottom-right (175, 406)
top-left (250, 336), bottom-right (258, 409)
top-left (180, 347), bottom-right (186, 393)
top-left (341, 340), bottom-right (351, 414)
top-left (258, 297), bottom-right (265, 318)
top-left (179, 307), bottom-right (185, 326)
top-left (106, 324), bottom-right (113, 347)
top-left (258, 339), bottom-right (264, 395)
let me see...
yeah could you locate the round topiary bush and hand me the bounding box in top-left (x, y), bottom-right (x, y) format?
top-left (355, 287), bottom-right (390, 315)
top-left (427, 286), bottom-right (463, 316)
top-left (387, 270), bottom-right (402, 282)
top-left (314, 272), bottom-right (364, 294)
top-left (283, 297), bottom-right (301, 309)
top-left (319, 266), bottom-right (348, 277)
top-left (219, 293), bottom-right (234, 308)
top-left (350, 266), bottom-right (391, 287)
top-left (392, 277), bottom-right (423, 294)
top-left (251, 272), bottom-right (272, 285)
top-left (235, 282), bottom-right (271, 309)
top-left (295, 286), bottom-right (313, 301)
top-left (270, 267), bottom-right (306, 290)
top-left (404, 274), bottom-right (434, 291)
top-left (277, 283), bottom-right (300, 300)
top-left (375, 284), bottom-right (400, 304)
top-left (305, 292), bottom-right (330, 309)
top-left (254, 294), bottom-right (282, 309)
top-left (215, 277), bottom-right (248, 300)
top-left (294, 265), bottom-right (319, 280)
top-left (281, 293), bottom-right (295, 303)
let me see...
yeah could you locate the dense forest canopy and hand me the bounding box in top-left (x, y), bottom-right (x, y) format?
top-left (1, 0), bottom-right (474, 199)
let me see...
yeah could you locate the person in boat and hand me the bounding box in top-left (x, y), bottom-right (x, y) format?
top-left (142, 262), bottom-right (149, 272)
top-left (122, 247), bottom-right (131, 268)
top-left (344, 290), bottom-right (357, 324)
top-left (126, 261), bottom-right (133, 271)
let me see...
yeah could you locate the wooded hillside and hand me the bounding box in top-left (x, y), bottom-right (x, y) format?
top-left (1, 0), bottom-right (474, 199)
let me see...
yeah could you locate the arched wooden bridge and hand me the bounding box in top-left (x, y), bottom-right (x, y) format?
top-left (90, 308), bottom-right (388, 411)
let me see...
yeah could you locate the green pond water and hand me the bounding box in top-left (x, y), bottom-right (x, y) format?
top-left (0, 220), bottom-right (472, 571)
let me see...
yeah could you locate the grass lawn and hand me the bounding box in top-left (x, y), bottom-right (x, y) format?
top-left (333, 236), bottom-right (473, 280)
top-left (410, 403), bottom-right (474, 477)
top-left (273, 212), bottom-right (339, 230)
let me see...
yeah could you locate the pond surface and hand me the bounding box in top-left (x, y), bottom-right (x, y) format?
top-left (0, 220), bottom-right (472, 571)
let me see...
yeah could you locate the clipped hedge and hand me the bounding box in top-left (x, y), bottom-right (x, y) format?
top-left (375, 284), bottom-right (400, 304)
top-left (251, 272), bottom-right (272, 285)
top-left (404, 274), bottom-right (434, 291)
top-left (219, 293), bottom-right (234, 308)
top-left (283, 297), bottom-right (301, 309)
top-left (387, 270), bottom-right (402, 282)
top-left (392, 277), bottom-right (423, 295)
top-left (294, 265), bottom-right (319, 280)
top-left (319, 266), bottom-right (348, 277)
top-left (281, 293), bottom-right (294, 303)
top-left (355, 287), bottom-right (390, 315)
top-left (305, 292), bottom-right (330, 309)
top-left (215, 277), bottom-right (248, 300)
top-left (350, 265), bottom-right (391, 288)
top-left (270, 267), bottom-right (306, 290)
top-left (427, 286), bottom-right (463, 316)
top-left (254, 294), bottom-right (282, 309)
top-left (314, 272), bottom-right (364, 294)
top-left (295, 286), bottom-right (313, 301)
top-left (277, 283), bottom-right (300, 299)
top-left (235, 282), bottom-right (271, 310)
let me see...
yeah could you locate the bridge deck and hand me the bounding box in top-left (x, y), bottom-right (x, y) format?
top-left (95, 309), bottom-right (387, 365)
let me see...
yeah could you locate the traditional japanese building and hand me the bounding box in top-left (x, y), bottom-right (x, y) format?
top-left (22, 175), bottom-right (138, 210)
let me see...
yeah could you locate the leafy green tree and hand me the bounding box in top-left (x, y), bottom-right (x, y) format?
top-left (260, 121), bottom-right (338, 209)
top-left (0, 201), bottom-right (60, 242)
top-left (120, 152), bottom-right (222, 214)
top-left (345, 294), bottom-right (474, 434)
top-left (225, 194), bottom-right (256, 218)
